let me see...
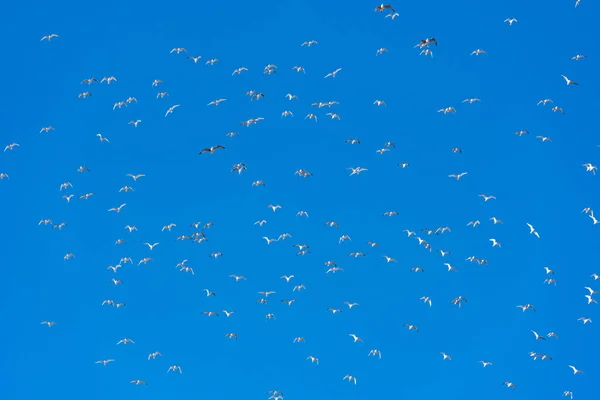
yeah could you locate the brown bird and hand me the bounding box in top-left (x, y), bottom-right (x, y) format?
top-left (375, 4), bottom-right (395, 13)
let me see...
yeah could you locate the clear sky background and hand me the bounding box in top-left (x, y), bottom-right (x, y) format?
top-left (1, 0), bottom-right (598, 399)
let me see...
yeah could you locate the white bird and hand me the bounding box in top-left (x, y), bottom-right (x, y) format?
top-left (440, 352), bottom-right (452, 360)
top-left (95, 359), bottom-right (115, 366)
top-left (144, 242), bottom-right (159, 251)
top-left (478, 360), bottom-right (492, 367)
top-left (504, 18), bottom-right (517, 25)
top-left (108, 204), bottom-right (127, 213)
top-left (568, 365), bottom-right (584, 375)
top-left (343, 375), bottom-right (357, 385)
top-left (526, 223), bottom-right (540, 238)
top-left (41, 34), bottom-right (59, 41)
top-left (448, 172), bottom-right (468, 180)
top-left (479, 194), bottom-right (496, 201)
top-left (348, 167), bottom-right (368, 176)
top-left (167, 365), bottom-right (183, 374)
top-left (96, 133), bottom-right (109, 143)
top-left (585, 287), bottom-right (599, 295)
top-left (165, 104), bottom-right (180, 117)
top-left (263, 237), bottom-right (279, 245)
top-left (561, 75), bottom-right (579, 86)
top-left (470, 49), bottom-right (487, 56)
top-left (349, 334), bottom-right (364, 343)
top-left (444, 263), bottom-right (457, 272)
top-left (324, 68), bottom-right (342, 78)
top-left (489, 238), bottom-right (501, 247)
top-left (531, 330), bottom-right (546, 340)
top-left (307, 356), bottom-right (319, 365)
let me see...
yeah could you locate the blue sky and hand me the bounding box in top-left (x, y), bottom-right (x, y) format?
top-left (1, 0), bottom-right (598, 399)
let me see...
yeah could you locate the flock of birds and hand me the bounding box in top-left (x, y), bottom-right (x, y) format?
top-left (4, 1), bottom-right (595, 399)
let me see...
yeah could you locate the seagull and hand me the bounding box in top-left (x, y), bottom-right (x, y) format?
top-left (561, 75), bottom-right (579, 86)
top-left (374, 4), bottom-right (395, 13)
top-left (489, 238), bottom-right (501, 247)
top-left (41, 321), bottom-right (56, 327)
top-left (479, 360), bottom-right (492, 367)
top-left (479, 194), bottom-right (496, 201)
top-left (301, 40), bottom-right (318, 47)
top-left (343, 375), bottom-right (357, 385)
top-left (526, 223), bottom-right (540, 238)
top-left (268, 204), bottom-right (282, 212)
top-left (165, 104), bottom-right (180, 117)
top-left (41, 34), bottom-right (59, 41)
top-left (232, 67), bottom-right (248, 75)
top-left (324, 68), bottom-right (342, 78)
top-left (578, 317), bottom-right (592, 324)
top-left (531, 330), bottom-right (546, 340)
top-left (95, 359), bottom-right (115, 366)
top-left (373, 100), bottom-right (386, 107)
top-left (440, 352), bottom-right (452, 360)
top-left (263, 237), bottom-right (279, 245)
top-left (348, 167), bottom-right (368, 176)
top-left (143, 242), bottom-right (159, 251)
top-left (504, 18), bottom-right (518, 25)
top-left (307, 356), bottom-right (319, 365)
top-left (96, 134), bottom-right (109, 143)
top-left (536, 136), bottom-right (552, 143)
top-left (470, 49), bottom-right (487, 56)
top-left (444, 263), bottom-right (457, 272)
top-left (490, 217), bottom-right (503, 224)
top-left (167, 365), bottom-right (183, 374)
top-left (585, 287), bottom-right (599, 295)
top-left (126, 174), bottom-right (145, 181)
top-left (420, 296), bottom-right (432, 306)
top-left (568, 365), bottom-right (584, 375)
top-left (585, 295), bottom-right (597, 304)
top-left (349, 334), bottom-right (364, 343)
top-left (544, 266), bottom-right (555, 275)
top-left (187, 56), bottom-right (202, 63)
top-left (199, 145), bottom-right (225, 155)
top-left (108, 204), bottom-right (127, 213)
top-left (368, 349), bottom-right (382, 359)
top-left (448, 172), bottom-right (468, 180)
top-left (208, 98), bottom-right (227, 106)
